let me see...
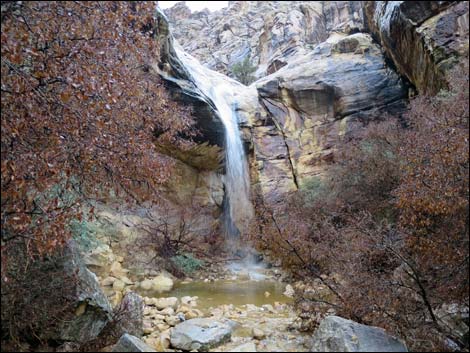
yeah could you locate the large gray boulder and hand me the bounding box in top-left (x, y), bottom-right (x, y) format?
top-left (116, 292), bottom-right (144, 337)
top-left (1, 241), bottom-right (112, 345)
top-left (112, 334), bottom-right (156, 352)
top-left (311, 316), bottom-right (408, 352)
top-left (58, 242), bottom-right (113, 343)
top-left (170, 318), bottom-right (237, 351)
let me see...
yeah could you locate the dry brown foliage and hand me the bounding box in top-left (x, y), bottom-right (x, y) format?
top-left (1, 1), bottom-right (196, 262)
top-left (248, 60), bottom-right (469, 351)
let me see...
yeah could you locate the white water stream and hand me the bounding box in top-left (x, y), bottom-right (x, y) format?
top-left (175, 45), bottom-right (252, 238)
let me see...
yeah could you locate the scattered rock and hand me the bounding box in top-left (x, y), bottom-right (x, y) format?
top-left (177, 304), bottom-right (192, 314)
top-left (112, 333), bottom-right (156, 352)
top-left (181, 296), bottom-right (198, 306)
top-left (159, 331), bottom-right (171, 349)
top-left (152, 274), bottom-right (174, 292)
top-left (185, 310), bottom-right (202, 320)
top-left (156, 323), bottom-right (170, 331)
top-left (252, 327), bottom-right (266, 340)
top-left (245, 304), bottom-right (259, 312)
top-left (165, 315), bottom-right (182, 326)
top-left (229, 342), bottom-right (257, 352)
top-left (110, 261), bottom-right (127, 278)
top-left (311, 316), bottom-right (408, 352)
top-left (160, 307), bottom-right (175, 316)
top-left (264, 291), bottom-right (271, 298)
top-left (83, 243), bottom-right (115, 268)
top-left (153, 297), bottom-right (179, 310)
top-left (262, 304), bottom-right (275, 313)
top-left (139, 279), bottom-right (153, 291)
top-left (170, 318), bottom-right (236, 351)
top-left (283, 284), bottom-right (295, 298)
top-left (111, 291), bottom-right (123, 307)
top-left (144, 331), bottom-right (171, 351)
top-left (143, 322), bottom-right (153, 335)
top-left (113, 279), bottom-right (126, 292)
top-left (139, 275), bottom-right (174, 293)
top-left (102, 276), bottom-right (117, 286)
top-left (120, 276), bottom-right (134, 285)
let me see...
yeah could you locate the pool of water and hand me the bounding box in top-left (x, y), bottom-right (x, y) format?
top-left (135, 279), bottom-right (292, 310)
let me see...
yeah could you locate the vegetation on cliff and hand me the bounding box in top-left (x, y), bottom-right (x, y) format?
top-left (230, 57), bottom-right (257, 86)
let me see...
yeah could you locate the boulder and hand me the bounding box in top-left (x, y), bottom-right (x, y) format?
top-left (58, 242), bottom-right (113, 343)
top-left (311, 316), bottom-right (408, 352)
top-left (139, 274), bottom-right (174, 293)
top-left (112, 334), bottom-right (156, 352)
top-left (170, 318), bottom-right (237, 351)
top-left (82, 243), bottom-right (115, 268)
top-left (252, 327), bottom-right (266, 340)
top-left (283, 284), bottom-right (295, 298)
top-left (153, 297), bottom-right (179, 310)
top-left (113, 279), bottom-right (126, 292)
top-left (110, 261), bottom-right (127, 278)
top-left (102, 276), bottom-right (117, 286)
top-left (117, 292), bottom-right (144, 337)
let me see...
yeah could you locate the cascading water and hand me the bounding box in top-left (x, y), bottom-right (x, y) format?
top-left (174, 45), bottom-right (252, 238)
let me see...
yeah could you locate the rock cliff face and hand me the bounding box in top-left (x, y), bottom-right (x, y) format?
top-left (159, 1), bottom-right (468, 208)
top-left (364, 1), bottom-right (469, 94)
top-left (164, 1), bottom-right (364, 79)
top-left (251, 32), bottom-right (407, 202)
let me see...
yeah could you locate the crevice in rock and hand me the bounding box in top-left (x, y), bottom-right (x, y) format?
top-left (260, 98), bottom-right (299, 190)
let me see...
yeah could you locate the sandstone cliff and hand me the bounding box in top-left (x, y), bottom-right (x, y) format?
top-left (164, 1), bottom-right (364, 79)
top-left (159, 1), bottom-right (468, 208)
top-left (364, 1), bottom-right (469, 94)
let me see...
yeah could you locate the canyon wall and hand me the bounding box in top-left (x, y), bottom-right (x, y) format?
top-left (161, 1), bottom-right (468, 207)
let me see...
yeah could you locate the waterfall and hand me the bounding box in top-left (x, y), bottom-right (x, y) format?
top-left (174, 46), bottom-right (252, 238)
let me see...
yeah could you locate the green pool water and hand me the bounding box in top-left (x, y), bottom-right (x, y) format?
top-left (136, 279), bottom-right (292, 310)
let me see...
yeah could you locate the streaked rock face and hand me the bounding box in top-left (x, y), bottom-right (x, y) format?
top-left (364, 1), bottom-right (469, 94)
top-left (250, 33), bottom-right (407, 202)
